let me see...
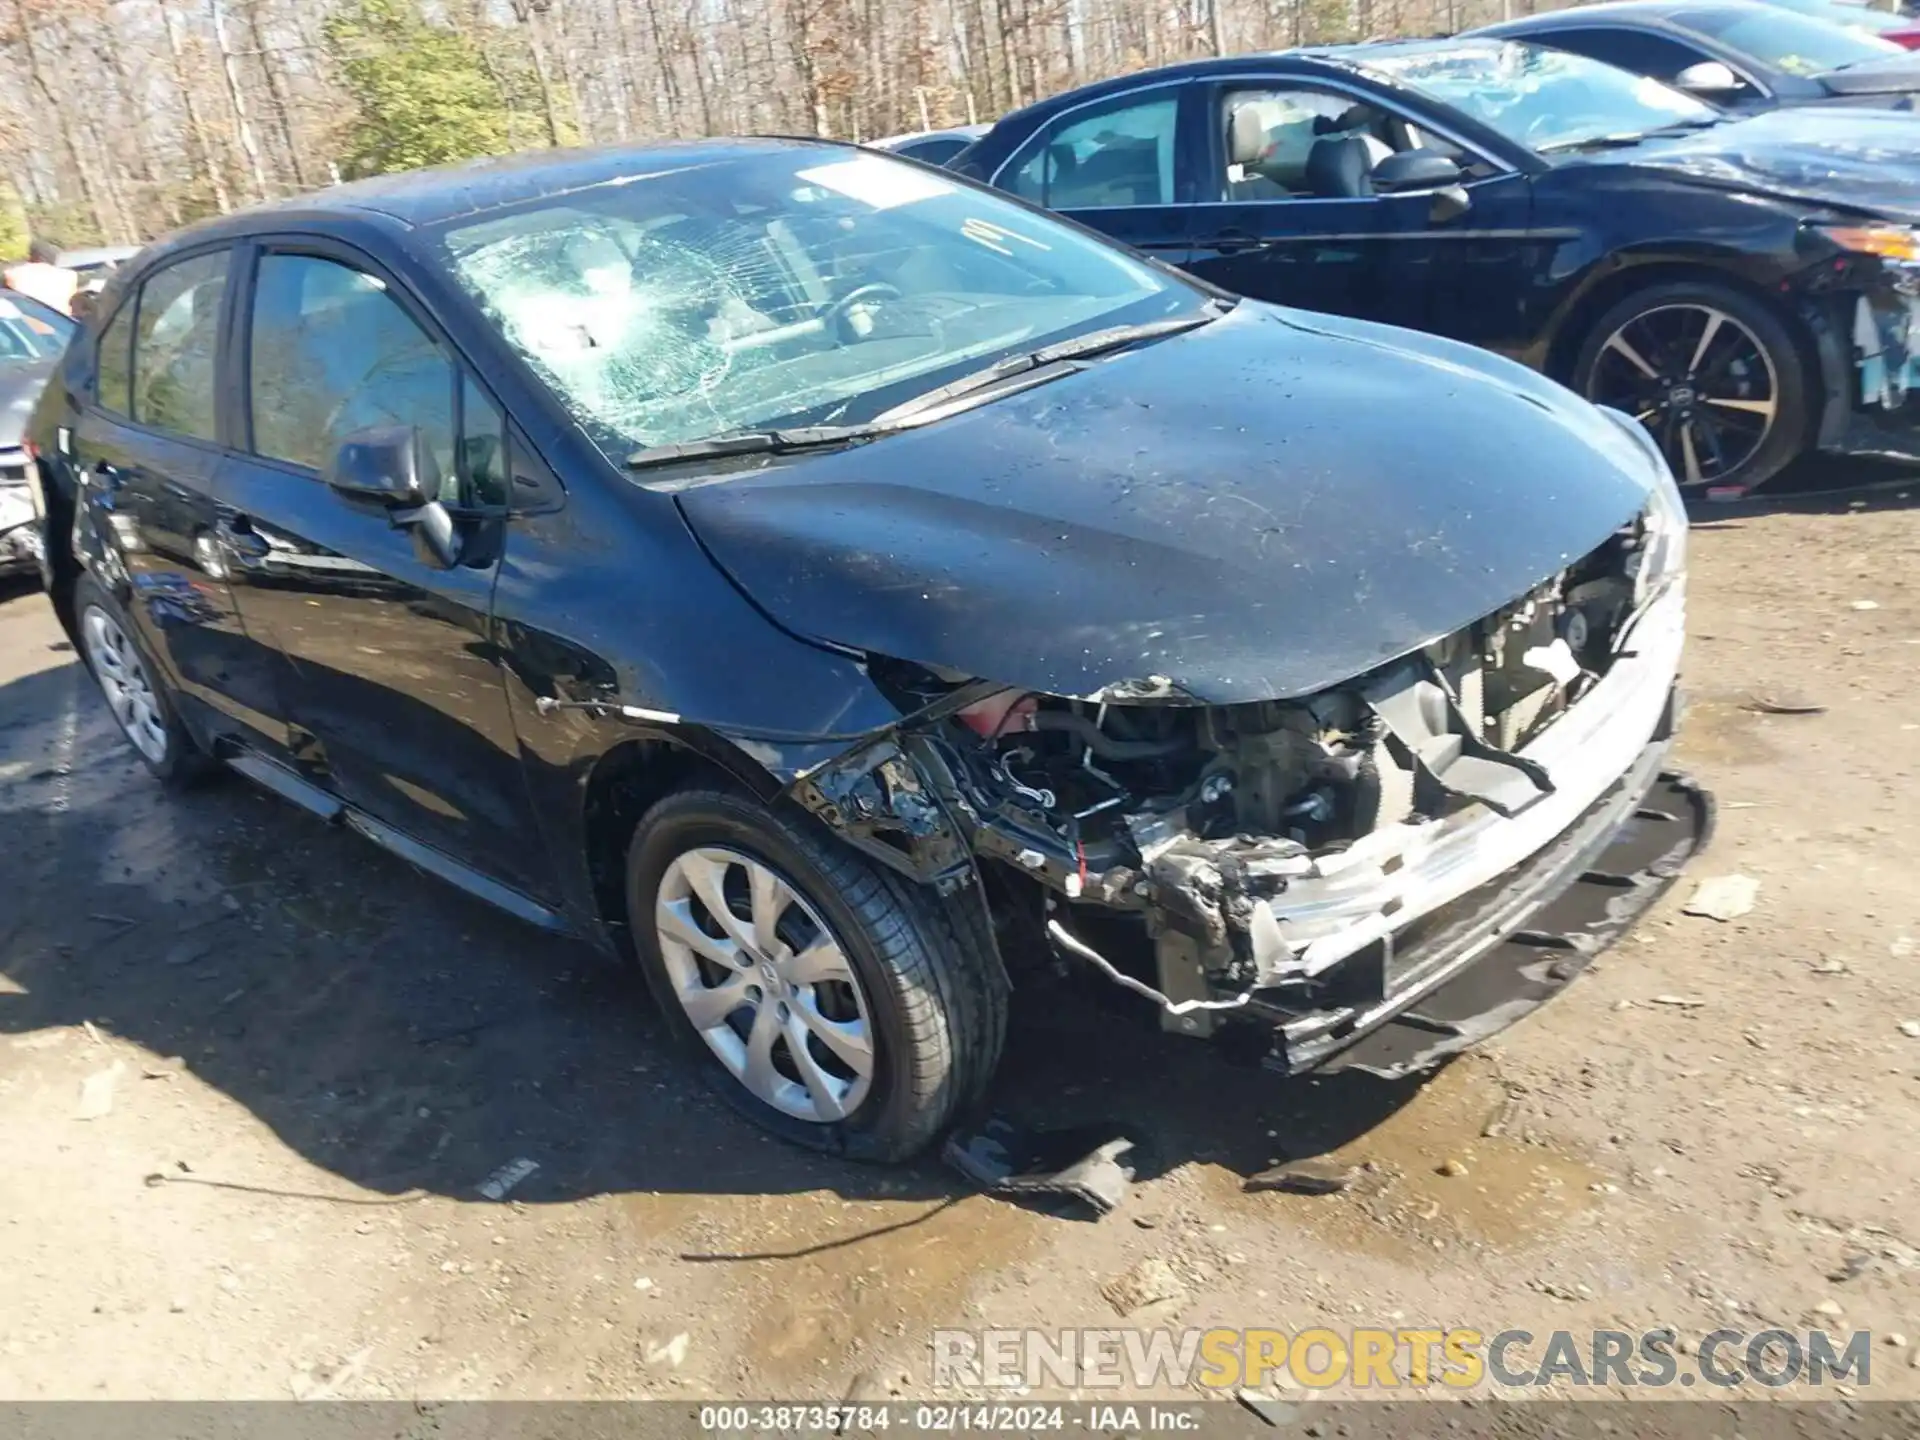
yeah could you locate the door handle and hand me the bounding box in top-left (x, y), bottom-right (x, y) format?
top-left (1200, 229), bottom-right (1267, 255)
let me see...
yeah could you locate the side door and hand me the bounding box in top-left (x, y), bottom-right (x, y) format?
top-left (70, 247), bottom-right (293, 757)
top-left (992, 83), bottom-right (1201, 264)
top-left (1183, 78), bottom-right (1547, 354)
top-left (216, 239), bottom-right (560, 907)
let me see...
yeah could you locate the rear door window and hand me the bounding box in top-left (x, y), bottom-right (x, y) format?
top-left (130, 250), bottom-right (229, 442)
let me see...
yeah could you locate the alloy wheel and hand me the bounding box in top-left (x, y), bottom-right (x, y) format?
top-left (654, 846), bottom-right (876, 1123)
top-left (1587, 303), bottom-right (1778, 487)
top-left (80, 604), bottom-right (170, 765)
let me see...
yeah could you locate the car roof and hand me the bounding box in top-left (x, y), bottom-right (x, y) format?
top-left (149, 136), bottom-right (859, 245)
top-left (1482, 0), bottom-right (1749, 27)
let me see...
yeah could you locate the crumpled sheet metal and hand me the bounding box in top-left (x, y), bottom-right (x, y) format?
top-left (943, 1116), bottom-right (1138, 1216)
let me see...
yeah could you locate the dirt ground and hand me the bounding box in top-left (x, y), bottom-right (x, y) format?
top-left (1, 475), bottom-right (1917, 1407)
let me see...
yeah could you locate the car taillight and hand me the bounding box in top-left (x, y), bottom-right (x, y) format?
top-left (1884, 25), bottom-right (1920, 47)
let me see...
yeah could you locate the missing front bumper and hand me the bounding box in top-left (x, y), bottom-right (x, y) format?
top-left (1241, 749), bottom-right (1712, 1079)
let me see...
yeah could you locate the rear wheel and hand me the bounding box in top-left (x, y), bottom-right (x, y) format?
top-left (73, 573), bottom-right (214, 788)
top-left (626, 787), bottom-right (1005, 1162)
top-left (1574, 280), bottom-right (1809, 491)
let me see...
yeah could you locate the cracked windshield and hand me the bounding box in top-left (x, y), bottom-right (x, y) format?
top-left (437, 149), bottom-right (1196, 456)
top-left (1367, 40), bottom-right (1717, 151)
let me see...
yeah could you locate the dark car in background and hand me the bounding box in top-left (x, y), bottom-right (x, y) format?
top-left (28, 140), bottom-right (1699, 1159)
top-left (0, 290), bottom-right (76, 575)
top-left (1476, 0), bottom-right (1920, 111)
top-left (955, 37), bottom-right (1920, 490)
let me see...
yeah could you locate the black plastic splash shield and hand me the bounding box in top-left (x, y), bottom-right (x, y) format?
top-left (1258, 757), bottom-right (1713, 1080)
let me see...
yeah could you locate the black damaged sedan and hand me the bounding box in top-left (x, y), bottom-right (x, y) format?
top-left (953, 37), bottom-right (1920, 492)
top-left (29, 141), bottom-right (1700, 1160)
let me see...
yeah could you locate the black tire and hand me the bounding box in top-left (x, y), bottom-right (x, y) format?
top-left (1572, 279), bottom-right (1810, 492)
top-left (71, 573), bottom-right (217, 789)
top-left (626, 787), bottom-right (1006, 1162)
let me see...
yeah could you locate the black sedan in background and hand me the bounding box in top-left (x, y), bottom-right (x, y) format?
top-left (1476, 0), bottom-right (1920, 112)
top-left (954, 37), bottom-right (1920, 490)
top-left (29, 140), bottom-right (1698, 1159)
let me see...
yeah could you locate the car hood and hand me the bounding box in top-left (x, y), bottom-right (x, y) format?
top-left (0, 357), bottom-right (54, 452)
top-left (1589, 108), bottom-right (1920, 220)
top-left (672, 304), bottom-right (1660, 706)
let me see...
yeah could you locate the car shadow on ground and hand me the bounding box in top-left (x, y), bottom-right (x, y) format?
top-left (1697, 453), bottom-right (1920, 524)
top-left (0, 634), bottom-right (1428, 1220)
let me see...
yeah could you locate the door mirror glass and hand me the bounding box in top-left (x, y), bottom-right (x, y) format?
top-left (1371, 149), bottom-right (1465, 194)
top-left (1674, 61), bottom-right (1743, 95)
top-left (325, 424), bottom-right (433, 504)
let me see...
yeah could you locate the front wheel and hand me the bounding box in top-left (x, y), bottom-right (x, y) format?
top-left (626, 788), bottom-right (1006, 1162)
top-left (1573, 280), bottom-right (1810, 491)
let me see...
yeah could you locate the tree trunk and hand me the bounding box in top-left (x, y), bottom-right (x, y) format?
top-left (243, 0), bottom-right (309, 188)
top-left (9, 0), bottom-right (114, 240)
top-left (161, 0), bottom-right (234, 213)
top-left (209, 0), bottom-right (269, 202)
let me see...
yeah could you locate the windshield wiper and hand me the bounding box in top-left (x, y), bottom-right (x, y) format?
top-left (625, 300), bottom-right (1233, 470)
top-left (1540, 118), bottom-right (1720, 153)
top-left (625, 422), bottom-right (899, 470)
top-left (874, 300), bottom-right (1233, 424)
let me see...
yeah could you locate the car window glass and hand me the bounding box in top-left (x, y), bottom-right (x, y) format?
top-left (96, 303), bottom-right (134, 415)
top-left (131, 250), bottom-right (227, 442)
top-left (1006, 93), bottom-right (1181, 209)
top-left (1367, 39), bottom-right (1716, 151)
top-left (0, 291), bottom-right (73, 360)
top-left (438, 148), bottom-right (1195, 455)
top-left (459, 372), bottom-right (509, 508)
top-left (1220, 88), bottom-right (1403, 199)
top-left (1541, 27), bottom-right (1714, 81)
top-left (249, 254), bottom-right (456, 485)
top-left (1668, 3), bottom-right (1904, 72)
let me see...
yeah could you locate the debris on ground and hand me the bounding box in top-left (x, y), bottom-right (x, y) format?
top-left (1810, 957), bottom-right (1850, 976)
top-left (1898, 1020), bottom-right (1920, 1039)
top-left (1744, 693), bottom-right (1827, 716)
top-left (475, 1157), bottom-right (539, 1201)
top-left (1650, 995), bottom-right (1708, 1009)
top-left (74, 1060), bottom-right (125, 1120)
top-left (644, 1332), bottom-right (690, 1368)
top-left (943, 1116), bottom-right (1137, 1215)
top-left (1682, 874), bottom-right (1759, 921)
top-left (1243, 1158), bottom-right (1356, 1195)
top-left (1099, 1256), bottom-right (1186, 1317)
top-left (1892, 935), bottom-right (1916, 959)
top-left (1235, 1387), bottom-right (1301, 1426)
top-left (1436, 1157), bottom-right (1470, 1178)
top-left (1849, 599), bottom-right (1880, 611)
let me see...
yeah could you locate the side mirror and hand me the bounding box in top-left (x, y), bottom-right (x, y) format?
top-left (325, 424), bottom-right (432, 504)
top-left (1674, 61), bottom-right (1742, 95)
top-left (324, 424), bottom-right (461, 568)
top-left (1371, 149), bottom-right (1465, 194)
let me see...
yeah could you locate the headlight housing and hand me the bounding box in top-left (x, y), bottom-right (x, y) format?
top-left (1598, 405), bottom-right (1687, 595)
top-left (1813, 223), bottom-right (1920, 263)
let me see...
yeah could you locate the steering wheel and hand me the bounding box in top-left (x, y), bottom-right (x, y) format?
top-left (824, 282), bottom-right (902, 342)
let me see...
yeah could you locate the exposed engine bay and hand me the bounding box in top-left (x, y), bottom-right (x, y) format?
top-left (827, 498), bottom-right (1685, 1055)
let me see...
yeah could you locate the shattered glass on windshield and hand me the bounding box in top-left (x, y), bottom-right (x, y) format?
top-left (435, 149), bottom-right (1194, 457)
